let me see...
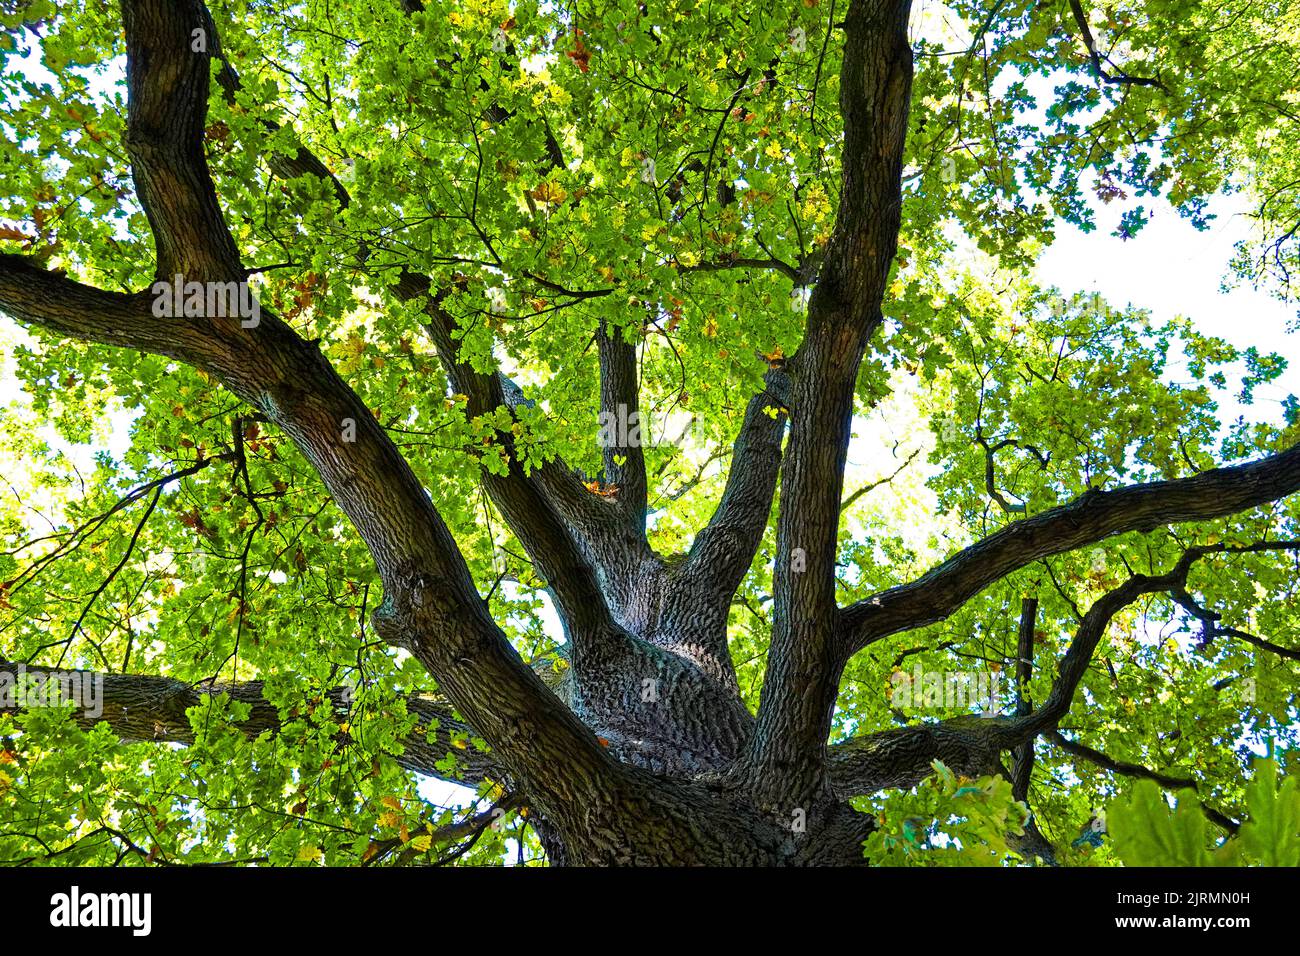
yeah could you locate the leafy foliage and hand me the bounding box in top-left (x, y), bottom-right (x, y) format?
top-left (863, 761), bottom-right (1030, 866)
top-left (1107, 756), bottom-right (1300, 866)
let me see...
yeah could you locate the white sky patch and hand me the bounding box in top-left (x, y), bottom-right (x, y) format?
top-left (1036, 188), bottom-right (1298, 417)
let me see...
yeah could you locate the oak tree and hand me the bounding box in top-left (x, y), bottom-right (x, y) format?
top-left (1, 0), bottom-right (1298, 865)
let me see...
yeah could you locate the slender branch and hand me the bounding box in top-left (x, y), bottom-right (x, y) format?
top-left (1011, 596), bottom-right (1038, 802)
top-left (1046, 730), bottom-right (1239, 833)
top-left (840, 448), bottom-right (919, 515)
top-left (1065, 0), bottom-right (1167, 91)
top-left (1013, 546), bottom-right (1298, 739)
top-left (831, 543), bottom-right (1300, 801)
top-left (1167, 575), bottom-right (1300, 661)
top-left (977, 435), bottom-right (1048, 514)
top-left (681, 255), bottom-right (801, 283)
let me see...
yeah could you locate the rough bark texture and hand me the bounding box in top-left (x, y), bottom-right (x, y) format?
top-left (2, 0), bottom-right (1299, 865)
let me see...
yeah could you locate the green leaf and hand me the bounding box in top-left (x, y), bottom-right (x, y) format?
top-left (1239, 758), bottom-right (1300, 866)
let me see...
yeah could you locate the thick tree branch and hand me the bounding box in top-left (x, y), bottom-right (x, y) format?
top-left (671, 366), bottom-right (792, 623)
top-left (497, 375), bottom-right (641, 559)
top-left (624, 365), bottom-right (793, 694)
top-left (0, 255), bottom-right (207, 361)
top-left (841, 441), bottom-right (1300, 653)
top-left (400, 276), bottom-right (621, 640)
top-left (829, 717), bottom-right (1018, 796)
top-left (597, 317), bottom-right (648, 530)
top-left (122, 0), bottom-right (243, 281)
top-left (0, 661), bottom-right (493, 788)
top-left (744, 0), bottom-right (915, 808)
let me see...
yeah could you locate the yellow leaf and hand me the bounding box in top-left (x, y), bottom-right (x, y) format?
top-left (531, 181), bottom-right (567, 205)
top-left (381, 796), bottom-right (403, 811)
top-left (297, 845), bottom-right (322, 863)
top-left (343, 334), bottom-right (367, 357)
top-left (410, 834), bottom-right (432, 852)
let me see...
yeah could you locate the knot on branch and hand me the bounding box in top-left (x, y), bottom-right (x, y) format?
top-left (370, 600), bottom-right (418, 652)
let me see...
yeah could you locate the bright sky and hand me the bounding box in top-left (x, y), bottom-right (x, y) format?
top-left (1038, 190), bottom-right (1299, 413)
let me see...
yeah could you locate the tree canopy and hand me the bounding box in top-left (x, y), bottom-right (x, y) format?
top-left (0, 0), bottom-right (1298, 866)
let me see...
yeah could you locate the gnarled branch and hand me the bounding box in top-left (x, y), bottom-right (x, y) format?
top-left (841, 442), bottom-right (1300, 653)
top-left (0, 661), bottom-right (493, 788)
